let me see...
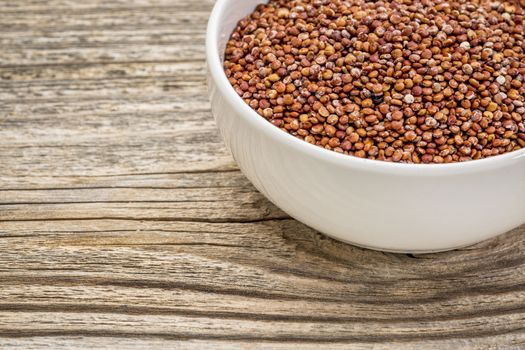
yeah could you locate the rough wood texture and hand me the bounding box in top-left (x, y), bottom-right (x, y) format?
top-left (1, 0), bottom-right (525, 348)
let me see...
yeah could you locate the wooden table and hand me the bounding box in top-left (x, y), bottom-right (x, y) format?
top-left (1, 0), bottom-right (525, 348)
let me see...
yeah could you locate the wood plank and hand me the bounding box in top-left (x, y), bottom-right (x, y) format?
top-left (2, 0), bottom-right (525, 348)
top-left (1, 337), bottom-right (524, 350)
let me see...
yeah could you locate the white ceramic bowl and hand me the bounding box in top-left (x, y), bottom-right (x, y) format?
top-left (206, 0), bottom-right (525, 252)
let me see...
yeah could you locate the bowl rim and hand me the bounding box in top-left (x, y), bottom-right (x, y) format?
top-left (206, 0), bottom-right (525, 175)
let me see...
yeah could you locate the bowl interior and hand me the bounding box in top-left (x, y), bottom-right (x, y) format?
top-left (214, 0), bottom-right (266, 61)
top-left (207, 0), bottom-right (525, 175)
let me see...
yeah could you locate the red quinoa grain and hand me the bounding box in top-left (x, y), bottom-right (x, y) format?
top-left (223, 0), bottom-right (525, 163)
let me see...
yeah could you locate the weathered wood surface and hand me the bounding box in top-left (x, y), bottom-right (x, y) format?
top-left (1, 0), bottom-right (525, 348)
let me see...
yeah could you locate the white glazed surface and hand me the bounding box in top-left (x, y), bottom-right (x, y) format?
top-left (206, 0), bottom-right (525, 252)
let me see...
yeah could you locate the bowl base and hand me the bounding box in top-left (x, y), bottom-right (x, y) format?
top-left (325, 234), bottom-right (481, 254)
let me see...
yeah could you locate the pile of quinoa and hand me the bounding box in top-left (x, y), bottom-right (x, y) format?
top-left (224, 0), bottom-right (525, 163)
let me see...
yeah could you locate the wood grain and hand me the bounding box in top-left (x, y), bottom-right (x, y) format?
top-left (1, 0), bottom-right (525, 348)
